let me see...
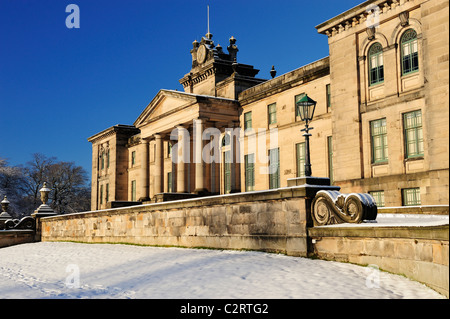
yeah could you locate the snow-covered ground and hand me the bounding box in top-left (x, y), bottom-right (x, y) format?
top-left (343, 213), bottom-right (449, 227)
top-left (0, 242), bottom-right (444, 299)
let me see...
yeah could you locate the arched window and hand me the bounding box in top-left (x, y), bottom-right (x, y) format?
top-left (368, 43), bottom-right (384, 85)
top-left (401, 29), bottom-right (419, 75)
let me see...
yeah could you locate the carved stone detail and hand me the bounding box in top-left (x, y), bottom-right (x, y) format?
top-left (311, 190), bottom-right (377, 226)
top-left (399, 11), bottom-right (409, 27)
top-left (317, 0), bottom-right (412, 38)
top-left (2, 216), bottom-right (36, 230)
top-left (366, 27), bottom-right (376, 40)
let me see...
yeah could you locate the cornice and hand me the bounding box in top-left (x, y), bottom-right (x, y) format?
top-left (239, 57), bottom-right (330, 106)
top-left (315, 0), bottom-right (420, 39)
top-left (87, 125), bottom-right (139, 144)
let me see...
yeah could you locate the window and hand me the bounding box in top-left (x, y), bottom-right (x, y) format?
top-left (402, 188), bottom-right (421, 206)
top-left (370, 118), bottom-right (388, 163)
top-left (327, 136), bottom-right (333, 183)
top-left (401, 29), bottom-right (419, 75)
top-left (101, 152), bottom-right (105, 170)
top-left (224, 151), bottom-right (232, 194)
top-left (245, 154), bottom-right (255, 191)
top-left (106, 183), bottom-right (109, 203)
top-left (168, 143), bottom-right (172, 158)
top-left (369, 191), bottom-right (385, 207)
top-left (326, 84), bottom-right (331, 111)
top-left (222, 133), bottom-right (231, 147)
top-left (131, 151), bottom-right (136, 167)
top-left (368, 43), bottom-right (384, 85)
top-left (107, 149), bottom-right (110, 168)
top-left (296, 143), bottom-right (305, 177)
top-left (269, 148), bottom-right (280, 189)
top-left (403, 110), bottom-right (424, 158)
top-left (167, 172), bottom-right (173, 193)
top-left (244, 111), bottom-right (252, 130)
top-left (295, 93), bottom-right (306, 117)
top-left (100, 185), bottom-right (103, 205)
top-left (131, 180), bottom-right (136, 201)
top-left (268, 103), bottom-right (277, 125)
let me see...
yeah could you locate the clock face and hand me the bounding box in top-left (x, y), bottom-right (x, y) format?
top-left (197, 45), bottom-right (207, 63)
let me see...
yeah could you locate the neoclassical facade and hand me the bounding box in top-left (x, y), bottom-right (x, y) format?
top-left (88, 0), bottom-right (448, 210)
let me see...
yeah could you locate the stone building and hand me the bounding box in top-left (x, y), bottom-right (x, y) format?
top-left (88, 0), bottom-right (449, 210)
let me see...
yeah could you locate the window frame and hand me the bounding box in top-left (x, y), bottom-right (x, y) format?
top-left (167, 142), bottom-right (172, 158)
top-left (131, 151), bottom-right (136, 167)
top-left (403, 110), bottom-right (424, 159)
top-left (401, 29), bottom-right (419, 76)
top-left (223, 150), bottom-right (232, 194)
top-left (244, 154), bottom-right (255, 192)
top-left (370, 118), bottom-right (388, 164)
top-left (369, 190), bottom-right (385, 207)
top-left (131, 180), bottom-right (136, 202)
top-left (268, 148), bottom-right (280, 189)
top-left (402, 188), bottom-right (421, 206)
top-left (101, 152), bottom-right (105, 170)
top-left (100, 184), bottom-right (103, 205)
top-left (296, 142), bottom-right (306, 178)
top-left (244, 111), bottom-right (252, 130)
top-left (368, 42), bottom-right (384, 86)
top-left (268, 103), bottom-right (277, 125)
top-left (167, 172), bottom-right (173, 193)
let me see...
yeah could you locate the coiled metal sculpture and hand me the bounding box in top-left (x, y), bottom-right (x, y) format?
top-left (311, 190), bottom-right (377, 226)
top-left (2, 216), bottom-right (36, 230)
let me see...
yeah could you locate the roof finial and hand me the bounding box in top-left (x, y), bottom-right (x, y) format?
top-left (206, 5), bottom-right (213, 39)
top-left (270, 65), bottom-right (277, 78)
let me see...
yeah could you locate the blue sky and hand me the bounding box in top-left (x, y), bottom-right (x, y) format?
top-left (0, 0), bottom-right (362, 177)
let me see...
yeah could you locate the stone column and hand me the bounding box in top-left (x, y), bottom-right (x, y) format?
top-left (169, 139), bottom-right (176, 192)
top-left (139, 138), bottom-right (150, 201)
top-left (193, 119), bottom-right (207, 194)
top-left (176, 125), bottom-right (188, 193)
top-left (227, 122), bottom-right (241, 193)
top-left (154, 134), bottom-right (163, 195)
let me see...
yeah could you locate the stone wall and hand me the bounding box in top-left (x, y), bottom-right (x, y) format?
top-left (0, 230), bottom-right (35, 248)
top-left (309, 225), bottom-right (449, 297)
top-left (40, 187), bottom-right (449, 297)
top-left (41, 186), bottom-right (317, 257)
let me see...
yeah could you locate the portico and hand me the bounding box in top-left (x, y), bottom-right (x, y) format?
top-left (129, 89), bottom-right (244, 202)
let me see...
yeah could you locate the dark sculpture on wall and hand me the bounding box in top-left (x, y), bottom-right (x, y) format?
top-left (2, 216), bottom-right (36, 230)
top-left (311, 190), bottom-right (378, 226)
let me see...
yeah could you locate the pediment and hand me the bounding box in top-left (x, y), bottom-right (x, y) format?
top-left (133, 89), bottom-right (199, 128)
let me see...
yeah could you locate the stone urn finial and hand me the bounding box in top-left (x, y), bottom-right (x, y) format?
top-left (1, 195), bottom-right (10, 213)
top-left (270, 65), bottom-right (277, 79)
top-left (40, 182), bottom-right (51, 205)
top-left (0, 195), bottom-right (12, 223)
top-left (33, 182), bottom-right (56, 217)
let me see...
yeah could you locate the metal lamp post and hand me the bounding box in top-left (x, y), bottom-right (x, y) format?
top-left (296, 94), bottom-right (317, 177)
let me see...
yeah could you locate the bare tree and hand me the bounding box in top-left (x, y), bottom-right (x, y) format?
top-left (22, 153), bottom-right (56, 211)
top-left (0, 154), bottom-right (91, 216)
top-left (0, 157), bottom-right (27, 218)
top-left (46, 160), bottom-right (89, 214)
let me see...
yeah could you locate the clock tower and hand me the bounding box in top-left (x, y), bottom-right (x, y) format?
top-left (179, 32), bottom-right (266, 99)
